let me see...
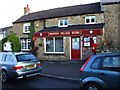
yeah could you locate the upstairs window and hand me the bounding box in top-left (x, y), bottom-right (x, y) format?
top-left (85, 16), bottom-right (96, 24)
top-left (58, 19), bottom-right (68, 27)
top-left (23, 23), bottom-right (30, 33)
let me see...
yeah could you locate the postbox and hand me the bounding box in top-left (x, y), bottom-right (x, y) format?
top-left (92, 43), bottom-right (98, 54)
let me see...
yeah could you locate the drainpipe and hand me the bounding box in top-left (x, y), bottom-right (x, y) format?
top-left (80, 36), bottom-right (83, 60)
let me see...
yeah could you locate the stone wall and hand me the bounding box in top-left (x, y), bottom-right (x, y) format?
top-left (36, 37), bottom-right (70, 61)
top-left (102, 3), bottom-right (119, 50)
top-left (12, 23), bottom-right (29, 39)
top-left (34, 20), bottom-right (44, 32)
top-left (45, 13), bottom-right (104, 27)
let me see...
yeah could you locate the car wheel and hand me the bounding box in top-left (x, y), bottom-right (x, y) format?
top-left (85, 83), bottom-right (102, 90)
top-left (2, 70), bottom-right (8, 83)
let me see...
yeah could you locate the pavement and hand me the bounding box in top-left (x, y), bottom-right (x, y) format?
top-left (39, 60), bottom-right (85, 82)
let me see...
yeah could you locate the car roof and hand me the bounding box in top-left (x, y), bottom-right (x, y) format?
top-left (94, 52), bottom-right (120, 57)
top-left (0, 52), bottom-right (31, 55)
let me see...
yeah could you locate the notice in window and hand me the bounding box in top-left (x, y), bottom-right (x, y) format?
top-left (72, 38), bottom-right (80, 50)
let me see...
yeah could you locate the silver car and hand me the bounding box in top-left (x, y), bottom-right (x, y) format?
top-left (0, 52), bottom-right (41, 83)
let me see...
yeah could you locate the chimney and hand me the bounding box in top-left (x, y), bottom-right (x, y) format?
top-left (24, 4), bottom-right (30, 15)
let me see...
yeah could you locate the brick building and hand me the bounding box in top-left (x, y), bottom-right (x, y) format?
top-left (12, 1), bottom-right (120, 61)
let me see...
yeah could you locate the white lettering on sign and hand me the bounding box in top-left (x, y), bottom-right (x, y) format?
top-left (71, 31), bottom-right (80, 35)
top-left (60, 32), bottom-right (70, 35)
top-left (49, 32), bottom-right (59, 36)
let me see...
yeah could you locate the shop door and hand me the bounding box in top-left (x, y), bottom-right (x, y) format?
top-left (71, 36), bottom-right (80, 60)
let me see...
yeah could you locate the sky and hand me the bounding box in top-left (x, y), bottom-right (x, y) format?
top-left (0, 0), bottom-right (100, 28)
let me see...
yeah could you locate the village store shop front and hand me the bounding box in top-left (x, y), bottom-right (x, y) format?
top-left (34, 24), bottom-right (104, 61)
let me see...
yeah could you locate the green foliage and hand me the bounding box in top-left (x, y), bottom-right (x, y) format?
top-left (0, 37), bottom-right (8, 51)
top-left (29, 21), bottom-right (35, 48)
top-left (8, 33), bottom-right (21, 52)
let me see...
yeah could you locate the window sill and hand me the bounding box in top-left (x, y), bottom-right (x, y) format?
top-left (21, 49), bottom-right (30, 51)
top-left (23, 32), bottom-right (30, 34)
top-left (44, 52), bottom-right (64, 55)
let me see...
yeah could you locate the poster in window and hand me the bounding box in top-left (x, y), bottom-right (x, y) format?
top-left (84, 37), bottom-right (90, 46)
top-left (72, 38), bottom-right (79, 49)
top-left (93, 36), bottom-right (97, 43)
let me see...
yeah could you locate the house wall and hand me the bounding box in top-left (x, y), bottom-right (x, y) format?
top-left (13, 13), bottom-right (105, 60)
top-left (34, 13), bottom-right (104, 60)
top-left (36, 37), bottom-right (70, 61)
top-left (45, 13), bottom-right (104, 27)
top-left (12, 20), bottom-right (44, 41)
top-left (12, 23), bottom-right (29, 39)
top-left (102, 3), bottom-right (119, 50)
top-left (34, 20), bottom-right (44, 32)
top-left (12, 3), bottom-right (120, 61)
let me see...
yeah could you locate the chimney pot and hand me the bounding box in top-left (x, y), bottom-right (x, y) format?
top-left (24, 4), bottom-right (30, 15)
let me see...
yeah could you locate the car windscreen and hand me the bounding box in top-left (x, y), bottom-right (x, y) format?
top-left (16, 53), bottom-right (38, 62)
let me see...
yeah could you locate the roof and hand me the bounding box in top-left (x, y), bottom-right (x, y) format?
top-left (39, 23), bottom-right (105, 33)
top-left (0, 26), bottom-right (12, 32)
top-left (13, 2), bottom-right (102, 23)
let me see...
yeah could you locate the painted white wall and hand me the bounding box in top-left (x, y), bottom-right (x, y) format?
top-left (3, 42), bottom-right (12, 51)
top-left (0, 33), bottom-right (3, 41)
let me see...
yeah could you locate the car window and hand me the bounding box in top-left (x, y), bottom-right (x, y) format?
top-left (91, 57), bottom-right (101, 69)
top-left (0, 54), bottom-right (4, 61)
top-left (102, 56), bottom-right (120, 72)
top-left (5, 55), bottom-right (14, 62)
top-left (16, 54), bottom-right (37, 62)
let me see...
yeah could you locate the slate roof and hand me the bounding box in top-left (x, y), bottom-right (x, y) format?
top-left (13, 2), bottom-right (102, 23)
top-left (38, 23), bottom-right (105, 33)
top-left (0, 26), bottom-right (12, 32)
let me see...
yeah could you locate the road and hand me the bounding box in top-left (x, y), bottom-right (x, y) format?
top-left (2, 75), bottom-right (80, 89)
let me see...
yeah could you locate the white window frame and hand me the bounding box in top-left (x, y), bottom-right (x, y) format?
top-left (21, 39), bottom-right (31, 51)
top-left (44, 37), bottom-right (64, 54)
top-left (23, 23), bottom-right (30, 33)
top-left (58, 19), bottom-right (68, 27)
top-left (85, 16), bottom-right (96, 24)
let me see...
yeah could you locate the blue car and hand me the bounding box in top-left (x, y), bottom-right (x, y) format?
top-left (79, 53), bottom-right (120, 90)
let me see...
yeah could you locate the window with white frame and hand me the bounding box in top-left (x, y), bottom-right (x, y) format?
top-left (83, 36), bottom-right (97, 47)
top-left (58, 19), bottom-right (68, 27)
top-left (23, 23), bottom-right (30, 33)
top-left (85, 16), bottom-right (96, 24)
top-left (83, 37), bottom-right (91, 46)
top-left (21, 39), bottom-right (31, 51)
top-left (45, 37), bottom-right (64, 53)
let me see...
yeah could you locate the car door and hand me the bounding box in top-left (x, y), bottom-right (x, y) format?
top-left (2, 54), bottom-right (17, 74)
top-left (98, 55), bottom-right (120, 89)
top-left (0, 53), bottom-right (6, 68)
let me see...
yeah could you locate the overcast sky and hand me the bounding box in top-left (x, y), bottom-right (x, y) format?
top-left (0, 0), bottom-right (100, 28)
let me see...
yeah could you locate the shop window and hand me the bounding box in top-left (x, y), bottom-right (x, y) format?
top-left (21, 39), bottom-right (31, 51)
top-left (58, 19), bottom-right (68, 27)
top-left (23, 23), bottom-right (30, 33)
top-left (83, 36), bottom-right (97, 47)
top-left (45, 37), bottom-right (64, 53)
top-left (93, 36), bottom-right (97, 44)
top-left (85, 16), bottom-right (96, 24)
top-left (83, 37), bottom-right (91, 46)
